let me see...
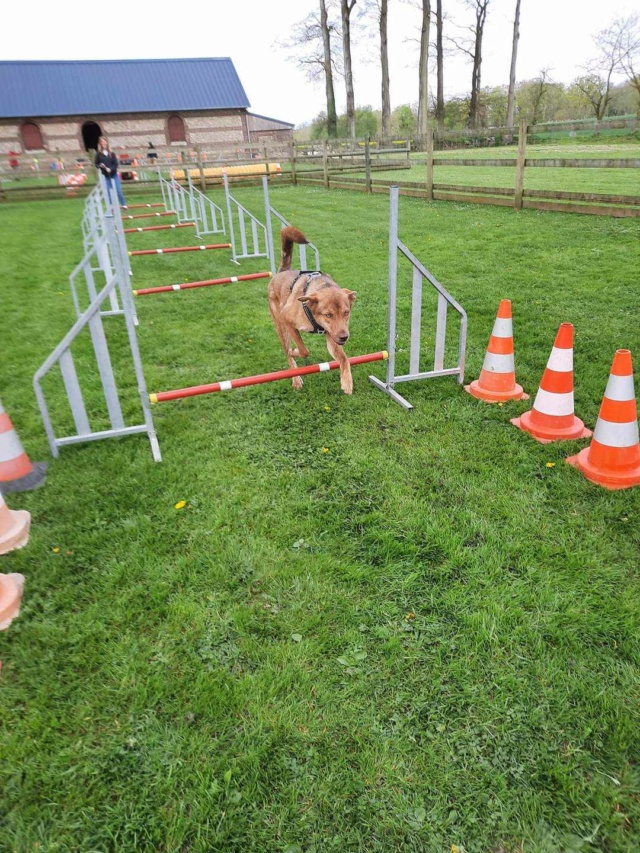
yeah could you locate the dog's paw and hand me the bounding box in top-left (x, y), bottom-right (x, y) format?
top-left (288, 346), bottom-right (310, 358)
top-left (292, 376), bottom-right (304, 391)
top-left (341, 376), bottom-right (353, 395)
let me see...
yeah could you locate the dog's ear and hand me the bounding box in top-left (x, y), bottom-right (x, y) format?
top-left (344, 289), bottom-right (357, 303)
top-left (298, 294), bottom-right (319, 305)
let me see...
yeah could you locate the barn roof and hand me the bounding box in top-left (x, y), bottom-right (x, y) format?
top-left (0, 58), bottom-right (251, 119)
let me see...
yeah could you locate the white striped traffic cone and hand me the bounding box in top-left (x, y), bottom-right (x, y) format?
top-left (511, 323), bottom-right (591, 442)
top-left (567, 349), bottom-right (640, 489)
top-left (0, 573), bottom-right (26, 630)
top-left (465, 299), bottom-right (528, 402)
top-left (0, 398), bottom-right (47, 492)
top-left (0, 490), bottom-right (30, 556)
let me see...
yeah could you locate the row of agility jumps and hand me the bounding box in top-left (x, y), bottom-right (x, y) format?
top-left (32, 176), bottom-right (638, 489)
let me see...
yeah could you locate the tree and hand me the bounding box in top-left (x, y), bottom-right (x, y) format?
top-left (467, 0), bottom-right (490, 128)
top-left (361, 0), bottom-right (391, 143)
top-left (392, 104), bottom-right (417, 136)
top-left (435, 0), bottom-right (445, 132)
top-left (517, 69), bottom-right (551, 125)
top-left (506, 0), bottom-right (521, 129)
top-left (417, 1), bottom-right (431, 139)
top-left (577, 16), bottom-right (627, 120)
top-left (282, 2), bottom-right (340, 138)
top-left (321, 0), bottom-right (340, 137)
top-left (609, 14), bottom-right (640, 114)
top-left (341, 0), bottom-right (358, 141)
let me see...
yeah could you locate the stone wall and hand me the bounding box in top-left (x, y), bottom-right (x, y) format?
top-left (0, 109), bottom-right (250, 155)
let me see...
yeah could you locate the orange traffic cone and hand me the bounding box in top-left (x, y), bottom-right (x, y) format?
top-left (511, 323), bottom-right (592, 443)
top-left (0, 398), bottom-right (46, 492)
top-left (465, 299), bottom-right (528, 402)
top-left (0, 573), bottom-right (25, 630)
top-left (566, 349), bottom-right (640, 490)
top-left (0, 490), bottom-right (30, 555)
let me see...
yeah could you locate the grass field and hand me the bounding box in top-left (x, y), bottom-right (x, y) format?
top-left (1, 185), bottom-right (639, 853)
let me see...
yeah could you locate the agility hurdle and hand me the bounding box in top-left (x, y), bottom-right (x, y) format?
top-left (128, 243), bottom-right (231, 257)
top-left (262, 176), bottom-right (320, 272)
top-left (150, 351), bottom-right (388, 403)
top-left (123, 222), bottom-right (195, 234)
top-left (369, 186), bottom-right (467, 410)
top-left (133, 271), bottom-right (272, 297)
top-left (223, 173), bottom-right (269, 265)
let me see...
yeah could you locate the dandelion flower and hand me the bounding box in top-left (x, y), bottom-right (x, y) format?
top-left (174, 500), bottom-right (187, 509)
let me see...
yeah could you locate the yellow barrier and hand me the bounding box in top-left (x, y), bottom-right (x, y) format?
top-left (171, 163), bottom-right (282, 180)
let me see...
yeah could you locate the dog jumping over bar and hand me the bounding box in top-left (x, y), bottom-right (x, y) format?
top-left (268, 226), bottom-right (357, 394)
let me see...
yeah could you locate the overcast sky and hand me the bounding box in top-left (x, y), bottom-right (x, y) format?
top-left (4, 0), bottom-right (638, 126)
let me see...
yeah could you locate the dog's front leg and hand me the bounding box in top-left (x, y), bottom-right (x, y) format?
top-left (269, 300), bottom-right (304, 389)
top-left (326, 337), bottom-right (352, 395)
top-left (289, 328), bottom-right (310, 360)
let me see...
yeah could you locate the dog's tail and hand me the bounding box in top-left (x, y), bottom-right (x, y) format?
top-left (279, 225), bottom-right (308, 272)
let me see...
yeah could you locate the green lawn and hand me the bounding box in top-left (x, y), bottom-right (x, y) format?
top-left (1, 186), bottom-right (639, 853)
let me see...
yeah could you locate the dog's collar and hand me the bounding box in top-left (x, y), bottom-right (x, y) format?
top-left (302, 302), bottom-right (326, 335)
top-left (291, 270), bottom-right (326, 334)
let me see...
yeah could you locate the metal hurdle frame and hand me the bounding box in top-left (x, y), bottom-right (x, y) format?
top-left (185, 171), bottom-right (226, 238)
top-left (78, 185), bottom-right (123, 319)
top-left (34, 175), bottom-right (160, 462)
top-left (223, 173), bottom-right (269, 265)
top-left (262, 176), bottom-right (320, 273)
top-left (369, 185), bottom-right (467, 410)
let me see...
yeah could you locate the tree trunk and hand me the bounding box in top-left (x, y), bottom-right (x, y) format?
top-left (320, 0), bottom-right (338, 138)
top-left (435, 0), bottom-right (445, 132)
top-left (506, 0), bottom-right (521, 129)
top-left (341, 0), bottom-right (357, 142)
top-left (468, 1), bottom-right (489, 129)
top-left (380, 0), bottom-right (391, 143)
top-left (418, 0), bottom-right (431, 141)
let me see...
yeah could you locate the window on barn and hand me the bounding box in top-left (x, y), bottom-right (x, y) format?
top-left (167, 115), bottom-right (186, 144)
top-left (21, 121), bottom-right (44, 151)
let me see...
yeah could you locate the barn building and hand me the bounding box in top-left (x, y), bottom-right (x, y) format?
top-left (0, 58), bottom-right (294, 155)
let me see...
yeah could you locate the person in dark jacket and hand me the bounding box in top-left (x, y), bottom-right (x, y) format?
top-left (95, 136), bottom-right (127, 208)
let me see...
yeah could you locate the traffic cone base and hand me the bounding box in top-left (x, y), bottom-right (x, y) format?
top-left (512, 409), bottom-right (591, 443)
top-left (0, 507), bottom-right (30, 555)
top-left (566, 445), bottom-right (640, 490)
top-left (0, 401), bottom-right (47, 492)
top-left (1, 461), bottom-right (48, 494)
top-left (0, 574), bottom-right (25, 630)
top-left (566, 349), bottom-right (640, 490)
top-left (464, 299), bottom-right (528, 403)
top-left (465, 379), bottom-right (528, 403)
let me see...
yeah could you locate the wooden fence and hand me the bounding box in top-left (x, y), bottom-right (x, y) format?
top-left (2, 121), bottom-right (639, 216)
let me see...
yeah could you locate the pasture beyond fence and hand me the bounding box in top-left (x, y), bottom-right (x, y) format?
top-left (1, 116), bottom-right (639, 216)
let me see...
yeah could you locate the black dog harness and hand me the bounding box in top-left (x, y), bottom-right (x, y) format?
top-left (289, 270), bottom-right (327, 335)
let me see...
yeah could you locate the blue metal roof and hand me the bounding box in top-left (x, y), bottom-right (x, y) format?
top-left (0, 58), bottom-right (251, 118)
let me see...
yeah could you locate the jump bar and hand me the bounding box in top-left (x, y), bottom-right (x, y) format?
top-left (150, 351), bottom-right (389, 403)
top-left (129, 243), bottom-right (231, 257)
top-left (123, 211), bottom-right (177, 220)
top-left (134, 271), bottom-right (272, 296)
top-left (124, 222), bottom-right (194, 233)
top-left (123, 203), bottom-right (164, 209)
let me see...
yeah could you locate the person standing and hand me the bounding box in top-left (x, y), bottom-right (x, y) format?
top-left (95, 136), bottom-right (127, 208)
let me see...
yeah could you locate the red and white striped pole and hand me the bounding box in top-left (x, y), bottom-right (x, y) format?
top-left (150, 351), bottom-right (389, 403)
top-left (129, 243), bottom-right (231, 257)
top-left (134, 271), bottom-right (272, 296)
top-left (123, 202), bottom-right (164, 209)
top-left (123, 211), bottom-right (177, 220)
top-left (123, 222), bottom-right (195, 234)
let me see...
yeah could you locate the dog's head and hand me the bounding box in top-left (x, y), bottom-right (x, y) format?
top-left (299, 287), bottom-right (357, 345)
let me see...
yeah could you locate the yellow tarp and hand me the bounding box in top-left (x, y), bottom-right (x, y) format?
top-left (171, 163), bottom-right (282, 180)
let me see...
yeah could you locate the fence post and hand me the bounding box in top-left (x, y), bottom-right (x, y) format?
top-left (426, 129), bottom-right (434, 201)
top-left (264, 145), bottom-right (270, 180)
top-left (365, 134), bottom-right (372, 193)
top-left (322, 139), bottom-right (329, 190)
top-left (289, 139), bottom-right (297, 186)
top-left (515, 118), bottom-right (527, 211)
top-left (196, 144), bottom-right (206, 192)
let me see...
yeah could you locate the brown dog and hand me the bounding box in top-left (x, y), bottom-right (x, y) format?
top-left (268, 226), bottom-right (357, 394)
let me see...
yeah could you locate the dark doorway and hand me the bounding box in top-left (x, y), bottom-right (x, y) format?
top-left (21, 121), bottom-right (44, 151)
top-left (82, 120), bottom-right (102, 151)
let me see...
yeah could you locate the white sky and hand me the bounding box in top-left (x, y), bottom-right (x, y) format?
top-left (3, 0), bottom-right (638, 126)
